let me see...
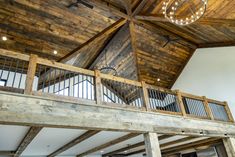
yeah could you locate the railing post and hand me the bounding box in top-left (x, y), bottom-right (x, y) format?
top-left (202, 96), bottom-right (214, 120)
top-left (141, 81), bottom-right (151, 111)
top-left (95, 70), bottom-right (102, 105)
top-left (24, 54), bottom-right (38, 95)
top-left (175, 90), bottom-right (186, 117)
top-left (224, 101), bottom-right (234, 123)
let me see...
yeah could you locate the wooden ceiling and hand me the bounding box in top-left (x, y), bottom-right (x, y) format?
top-left (1, 0), bottom-right (235, 88)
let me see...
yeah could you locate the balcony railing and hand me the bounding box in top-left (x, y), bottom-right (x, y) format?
top-left (0, 48), bottom-right (234, 123)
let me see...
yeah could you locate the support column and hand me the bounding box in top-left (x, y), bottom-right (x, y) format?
top-left (223, 137), bottom-right (235, 157)
top-left (144, 133), bottom-right (162, 157)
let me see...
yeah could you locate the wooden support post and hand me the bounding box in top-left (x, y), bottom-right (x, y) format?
top-left (203, 96), bottom-right (214, 120)
top-left (144, 133), bottom-right (162, 157)
top-left (95, 70), bottom-right (102, 104)
top-left (224, 101), bottom-right (234, 123)
top-left (24, 54), bottom-right (38, 95)
top-left (223, 137), bottom-right (235, 157)
top-left (175, 90), bottom-right (186, 117)
top-left (141, 81), bottom-right (151, 111)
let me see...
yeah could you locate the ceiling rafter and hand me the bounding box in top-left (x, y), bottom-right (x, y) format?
top-left (135, 15), bottom-right (235, 25)
top-left (14, 127), bottom-right (42, 157)
top-left (47, 130), bottom-right (100, 157)
top-left (88, 0), bottom-right (130, 20)
top-left (76, 133), bottom-right (140, 157)
top-left (198, 41), bottom-right (235, 48)
top-left (58, 19), bottom-right (127, 64)
top-left (103, 135), bottom-right (175, 156)
top-left (124, 137), bottom-right (220, 156)
top-left (0, 151), bottom-right (15, 156)
top-left (162, 138), bottom-right (221, 156)
top-left (132, 0), bottom-right (148, 16)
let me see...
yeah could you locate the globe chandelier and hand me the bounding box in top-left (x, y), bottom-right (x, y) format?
top-left (162, 0), bottom-right (208, 26)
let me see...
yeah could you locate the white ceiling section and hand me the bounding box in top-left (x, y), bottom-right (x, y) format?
top-left (61, 131), bottom-right (127, 156)
top-left (0, 125), bottom-right (29, 151)
top-left (0, 125), bottom-right (219, 157)
top-left (22, 127), bottom-right (86, 156)
top-left (173, 46), bottom-right (235, 117)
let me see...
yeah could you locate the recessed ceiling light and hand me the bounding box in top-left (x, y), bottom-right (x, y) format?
top-left (157, 78), bottom-right (161, 82)
top-left (53, 50), bottom-right (58, 55)
top-left (2, 36), bottom-right (7, 41)
top-left (100, 150), bottom-right (104, 153)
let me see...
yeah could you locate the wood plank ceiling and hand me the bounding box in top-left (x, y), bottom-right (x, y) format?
top-left (0, 0), bottom-right (235, 88)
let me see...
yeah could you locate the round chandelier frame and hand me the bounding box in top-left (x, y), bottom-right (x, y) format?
top-left (162, 0), bottom-right (208, 26)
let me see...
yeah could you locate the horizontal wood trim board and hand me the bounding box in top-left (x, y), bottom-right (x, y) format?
top-left (37, 58), bottom-right (95, 76)
top-left (0, 48), bottom-right (30, 61)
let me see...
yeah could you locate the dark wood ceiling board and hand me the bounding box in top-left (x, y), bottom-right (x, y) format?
top-left (89, 24), bottom-right (138, 80)
top-left (12, 1), bottom-right (112, 42)
top-left (135, 38), bottom-right (190, 66)
top-left (15, 0), bottom-right (115, 28)
top-left (153, 22), bottom-right (208, 44)
top-left (210, 25), bottom-right (235, 41)
top-left (73, 36), bottom-right (111, 68)
top-left (184, 25), bottom-right (224, 43)
top-left (140, 0), bottom-right (159, 15)
top-left (205, 0), bottom-right (235, 19)
top-left (186, 24), bottom-right (234, 43)
top-left (137, 52), bottom-right (180, 75)
top-left (0, 3), bottom-right (92, 43)
top-left (132, 21), bottom-right (196, 87)
top-left (0, 23), bottom-right (78, 59)
top-left (207, 25), bottom-right (235, 41)
top-left (135, 23), bottom-right (195, 54)
top-left (198, 41), bottom-right (235, 48)
top-left (91, 24), bottom-right (131, 68)
top-left (134, 24), bottom-right (194, 55)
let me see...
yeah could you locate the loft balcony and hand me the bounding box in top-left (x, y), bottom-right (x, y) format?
top-left (0, 48), bottom-right (234, 138)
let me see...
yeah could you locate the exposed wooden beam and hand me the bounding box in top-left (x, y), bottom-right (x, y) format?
top-left (76, 133), bottom-right (140, 157)
top-left (144, 133), bottom-right (162, 157)
top-left (58, 19), bottom-right (127, 64)
top-left (120, 0), bottom-right (132, 16)
top-left (132, 0), bottom-right (148, 16)
top-left (162, 138), bottom-right (221, 155)
top-left (1, 92), bottom-right (235, 137)
top-left (125, 138), bottom-right (221, 156)
top-left (88, 0), bottom-right (129, 20)
top-left (103, 141), bottom-right (144, 156)
top-left (48, 130), bottom-right (100, 157)
top-left (129, 21), bottom-right (141, 81)
top-left (14, 127), bottom-right (42, 157)
top-left (160, 136), bottom-right (198, 148)
top-left (135, 15), bottom-right (168, 22)
top-left (135, 20), bottom-right (197, 49)
top-left (104, 135), bottom-right (175, 156)
top-left (135, 15), bottom-right (235, 25)
top-left (0, 151), bottom-right (15, 156)
top-left (223, 137), bottom-right (235, 157)
top-left (198, 41), bottom-right (235, 48)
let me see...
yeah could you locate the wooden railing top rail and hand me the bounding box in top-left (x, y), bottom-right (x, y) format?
top-left (0, 48), bottom-right (228, 106)
top-left (0, 48), bottom-right (233, 123)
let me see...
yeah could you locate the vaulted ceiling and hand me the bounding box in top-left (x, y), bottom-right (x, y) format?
top-left (1, 0), bottom-right (235, 88)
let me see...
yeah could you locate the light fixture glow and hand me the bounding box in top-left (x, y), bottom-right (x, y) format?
top-left (2, 36), bottom-right (7, 41)
top-left (162, 0), bottom-right (207, 26)
top-left (53, 50), bottom-right (58, 55)
top-left (157, 78), bottom-right (161, 82)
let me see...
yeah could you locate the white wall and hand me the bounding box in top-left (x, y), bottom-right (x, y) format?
top-left (173, 46), bottom-right (235, 117)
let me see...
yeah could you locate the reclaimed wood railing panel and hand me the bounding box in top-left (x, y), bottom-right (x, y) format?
top-left (0, 48), bottom-right (233, 123)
